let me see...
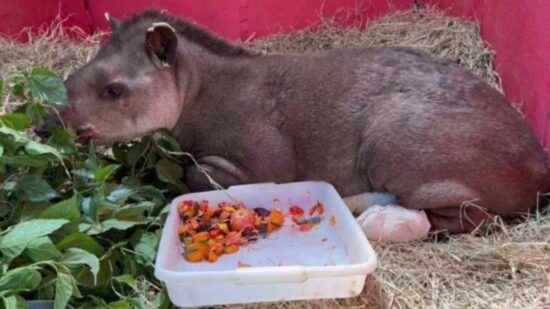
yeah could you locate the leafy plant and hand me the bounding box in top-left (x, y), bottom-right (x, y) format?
top-left (0, 68), bottom-right (184, 308)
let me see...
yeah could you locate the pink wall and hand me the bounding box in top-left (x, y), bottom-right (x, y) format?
top-left (424, 0), bottom-right (550, 153)
top-left (1, 0), bottom-right (412, 41)
top-left (0, 0), bottom-right (89, 40)
top-left (1, 0), bottom-right (549, 155)
top-left (87, 0), bottom-right (412, 40)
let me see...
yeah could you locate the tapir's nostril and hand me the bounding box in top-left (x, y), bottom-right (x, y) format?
top-left (33, 126), bottom-right (52, 139)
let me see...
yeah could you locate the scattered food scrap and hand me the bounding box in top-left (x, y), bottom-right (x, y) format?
top-left (177, 200), bottom-right (285, 263)
top-left (237, 261), bottom-right (252, 268)
top-left (329, 215), bottom-right (337, 227)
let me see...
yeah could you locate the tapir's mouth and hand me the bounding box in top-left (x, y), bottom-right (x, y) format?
top-left (76, 124), bottom-right (99, 144)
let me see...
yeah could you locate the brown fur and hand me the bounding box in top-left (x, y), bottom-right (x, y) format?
top-left (58, 10), bottom-right (550, 234)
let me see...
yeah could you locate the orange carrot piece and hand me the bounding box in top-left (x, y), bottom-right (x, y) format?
top-left (223, 244), bottom-right (239, 254)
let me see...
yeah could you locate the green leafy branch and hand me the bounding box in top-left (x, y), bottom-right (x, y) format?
top-left (0, 68), bottom-right (181, 308)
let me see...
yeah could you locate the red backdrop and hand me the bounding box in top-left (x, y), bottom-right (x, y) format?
top-left (1, 0), bottom-right (549, 154)
top-left (425, 0), bottom-right (550, 155)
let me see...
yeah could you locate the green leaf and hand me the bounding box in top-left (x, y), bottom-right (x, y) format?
top-left (153, 289), bottom-right (171, 309)
top-left (15, 175), bottom-right (58, 202)
top-left (40, 195), bottom-right (80, 223)
top-left (0, 219), bottom-right (68, 259)
top-left (48, 125), bottom-right (76, 155)
top-left (154, 130), bottom-right (181, 152)
top-left (54, 273), bottom-right (73, 309)
top-left (0, 154), bottom-right (56, 167)
top-left (78, 222), bottom-right (101, 235)
top-left (0, 266), bottom-right (41, 294)
top-left (112, 144), bottom-right (128, 166)
top-left (94, 258), bottom-right (113, 287)
top-left (103, 219), bottom-right (142, 230)
top-left (7, 72), bottom-right (25, 98)
top-left (81, 217), bottom-right (148, 235)
top-left (113, 274), bottom-right (136, 287)
top-left (58, 248), bottom-right (99, 283)
top-left (2, 294), bottom-right (26, 309)
top-left (25, 140), bottom-right (62, 160)
top-left (106, 186), bottom-right (136, 204)
top-left (0, 125), bottom-right (29, 143)
top-left (86, 219), bottom-right (140, 235)
top-left (27, 68), bottom-right (68, 107)
top-left (25, 237), bottom-right (62, 262)
top-left (132, 186), bottom-right (165, 205)
top-left (94, 164), bottom-right (120, 182)
top-left (126, 137), bottom-right (151, 166)
top-left (155, 158), bottom-right (186, 192)
top-left (130, 230), bottom-right (158, 266)
top-left (106, 185), bottom-right (164, 206)
top-left (56, 233), bottom-right (104, 257)
top-left (18, 202), bottom-right (49, 221)
top-left (106, 301), bottom-right (131, 309)
top-left (25, 102), bottom-right (49, 124)
top-left (114, 202), bottom-right (154, 221)
top-left (0, 113), bottom-right (31, 130)
top-left (79, 197), bottom-right (98, 220)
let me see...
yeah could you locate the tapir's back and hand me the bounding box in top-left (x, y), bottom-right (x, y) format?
top-left (263, 47), bottom-right (550, 211)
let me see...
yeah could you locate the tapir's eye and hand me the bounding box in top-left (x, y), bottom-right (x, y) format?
top-left (101, 83), bottom-right (126, 100)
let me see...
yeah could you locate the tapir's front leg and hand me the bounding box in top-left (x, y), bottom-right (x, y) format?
top-left (185, 155), bottom-right (250, 192)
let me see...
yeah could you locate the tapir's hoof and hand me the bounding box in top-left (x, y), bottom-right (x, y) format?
top-left (356, 205), bottom-right (431, 242)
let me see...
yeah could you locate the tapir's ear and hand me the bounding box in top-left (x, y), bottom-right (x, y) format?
top-left (146, 22), bottom-right (178, 68)
top-left (104, 12), bottom-right (122, 32)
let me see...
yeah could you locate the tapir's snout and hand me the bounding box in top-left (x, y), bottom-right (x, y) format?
top-left (33, 125), bottom-right (51, 139)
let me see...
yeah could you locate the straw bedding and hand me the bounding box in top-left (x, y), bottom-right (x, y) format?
top-left (1, 7), bottom-right (548, 309)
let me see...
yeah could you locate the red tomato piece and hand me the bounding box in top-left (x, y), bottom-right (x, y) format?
top-left (289, 205), bottom-right (304, 216)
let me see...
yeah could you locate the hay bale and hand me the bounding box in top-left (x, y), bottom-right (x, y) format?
top-left (0, 18), bottom-right (102, 79)
top-left (248, 8), bottom-right (503, 93)
top-left (1, 7), bottom-right (547, 309)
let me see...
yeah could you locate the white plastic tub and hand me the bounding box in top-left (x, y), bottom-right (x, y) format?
top-left (154, 181), bottom-right (377, 308)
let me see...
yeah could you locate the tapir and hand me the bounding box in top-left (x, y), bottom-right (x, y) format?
top-left (46, 10), bottom-right (550, 241)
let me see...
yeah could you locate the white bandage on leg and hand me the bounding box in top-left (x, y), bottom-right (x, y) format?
top-left (344, 192), bottom-right (396, 214)
top-left (356, 205), bottom-right (431, 242)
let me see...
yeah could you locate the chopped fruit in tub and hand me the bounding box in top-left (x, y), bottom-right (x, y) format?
top-left (309, 202), bottom-right (325, 216)
top-left (230, 208), bottom-right (256, 231)
top-left (192, 231), bottom-right (209, 242)
top-left (268, 209), bottom-right (285, 226)
top-left (177, 200), bottom-right (284, 263)
top-left (289, 205), bottom-right (304, 216)
top-left (223, 244), bottom-right (239, 254)
top-left (289, 201), bottom-right (326, 232)
top-left (207, 251), bottom-right (218, 263)
top-left (184, 249), bottom-right (204, 262)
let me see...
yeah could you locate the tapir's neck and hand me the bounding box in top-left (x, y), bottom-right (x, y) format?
top-left (170, 43), bottom-right (203, 138)
top-left (170, 41), bottom-right (259, 141)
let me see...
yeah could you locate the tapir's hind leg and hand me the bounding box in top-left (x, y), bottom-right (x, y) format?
top-left (399, 181), bottom-right (499, 234)
top-left (425, 207), bottom-right (496, 234)
top-left (344, 181), bottom-right (501, 241)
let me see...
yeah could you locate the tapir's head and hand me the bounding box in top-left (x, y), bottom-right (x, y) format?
top-left (55, 13), bottom-right (182, 145)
